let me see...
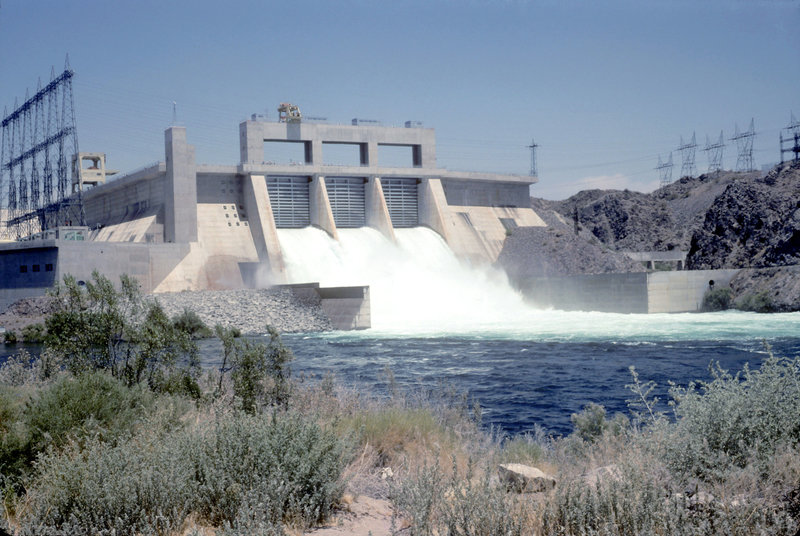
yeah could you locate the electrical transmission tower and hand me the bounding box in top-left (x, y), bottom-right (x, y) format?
top-left (731, 118), bottom-right (756, 172)
top-left (703, 131), bottom-right (725, 173)
top-left (677, 132), bottom-right (697, 178)
top-left (780, 112), bottom-right (800, 164)
top-left (527, 138), bottom-right (539, 177)
top-left (656, 152), bottom-right (674, 188)
top-left (0, 57), bottom-right (82, 239)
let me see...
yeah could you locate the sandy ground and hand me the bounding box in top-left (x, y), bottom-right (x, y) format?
top-left (304, 495), bottom-right (395, 536)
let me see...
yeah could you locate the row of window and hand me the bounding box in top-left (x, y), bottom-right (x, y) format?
top-left (19, 264), bottom-right (54, 273)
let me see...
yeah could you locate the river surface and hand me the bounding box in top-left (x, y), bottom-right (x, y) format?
top-left (5, 226), bottom-right (798, 437)
top-left (270, 227), bottom-right (800, 435)
top-left (199, 311), bottom-right (800, 437)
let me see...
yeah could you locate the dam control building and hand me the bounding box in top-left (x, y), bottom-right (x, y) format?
top-left (0, 115), bottom-right (544, 311)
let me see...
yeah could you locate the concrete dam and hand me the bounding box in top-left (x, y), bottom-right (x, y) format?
top-left (0, 116), bottom-right (547, 325)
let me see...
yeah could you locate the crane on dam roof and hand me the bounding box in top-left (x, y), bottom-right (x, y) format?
top-left (278, 102), bottom-right (302, 123)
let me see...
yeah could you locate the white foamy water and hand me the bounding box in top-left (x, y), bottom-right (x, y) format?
top-left (277, 226), bottom-right (800, 341)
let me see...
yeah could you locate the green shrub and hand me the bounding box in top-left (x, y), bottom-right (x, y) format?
top-left (173, 308), bottom-right (213, 339)
top-left (44, 272), bottom-right (201, 390)
top-left (570, 402), bottom-right (629, 443)
top-left (665, 353), bottom-right (800, 480)
top-left (192, 411), bottom-right (349, 528)
top-left (391, 460), bottom-right (532, 535)
top-left (24, 370), bottom-right (155, 453)
top-left (0, 386), bottom-right (33, 485)
top-left (499, 433), bottom-right (545, 466)
top-left (23, 432), bottom-right (196, 535)
top-left (45, 272), bottom-right (130, 373)
top-left (20, 323), bottom-right (46, 344)
top-left (702, 287), bottom-right (733, 311)
top-left (735, 290), bottom-right (775, 313)
top-left (19, 411), bottom-right (351, 534)
top-left (539, 461), bottom-right (796, 535)
top-left (217, 326), bottom-right (293, 412)
top-left (3, 331), bottom-right (16, 345)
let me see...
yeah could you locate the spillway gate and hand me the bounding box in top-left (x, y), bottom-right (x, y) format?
top-left (326, 177), bottom-right (366, 228)
top-left (266, 177), bottom-right (310, 228)
top-left (382, 178), bottom-right (419, 227)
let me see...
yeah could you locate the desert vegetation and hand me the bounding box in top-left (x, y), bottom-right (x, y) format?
top-left (0, 274), bottom-right (798, 535)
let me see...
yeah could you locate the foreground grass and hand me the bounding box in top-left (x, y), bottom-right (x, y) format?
top-left (2, 350), bottom-right (797, 535)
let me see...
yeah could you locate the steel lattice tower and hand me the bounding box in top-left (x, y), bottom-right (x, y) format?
top-left (703, 131), bottom-right (725, 173)
top-left (780, 112), bottom-right (800, 164)
top-left (656, 152), bottom-right (674, 188)
top-left (527, 138), bottom-right (539, 177)
top-left (1, 57), bottom-right (82, 239)
top-left (677, 132), bottom-right (697, 178)
top-left (731, 119), bottom-right (756, 172)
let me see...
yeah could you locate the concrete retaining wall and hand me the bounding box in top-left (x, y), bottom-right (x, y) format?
top-left (279, 283), bottom-right (371, 330)
top-left (518, 269), bottom-right (743, 313)
top-left (647, 269), bottom-right (739, 313)
top-left (521, 272), bottom-right (649, 313)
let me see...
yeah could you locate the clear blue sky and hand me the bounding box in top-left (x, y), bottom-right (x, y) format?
top-left (1, 0), bottom-right (798, 199)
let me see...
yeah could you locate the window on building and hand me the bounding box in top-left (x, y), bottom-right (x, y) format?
top-left (45, 263), bottom-right (54, 272)
top-left (32, 264), bottom-right (40, 272)
top-left (20, 265), bottom-right (27, 273)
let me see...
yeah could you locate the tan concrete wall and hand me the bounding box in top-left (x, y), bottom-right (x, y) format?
top-left (317, 286), bottom-right (371, 330)
top-left (365, 177), bottom-right (395, 241)
top-left (419, 178), bottom-right (546, 263)
top-left (442, 206), bottom-right (545, 263)
top-left (83, 174), bottom-right (165, 230)
top-left (647, 269), bottom-right (740, 313)
top-left (418, 178), bottom-right (453, 244)
top-left (310, 176), bottom-right (338, 239)
top-left (91, 213), bottom-right (162, 243)
top-left (242, 174), bottom-right (285, 280)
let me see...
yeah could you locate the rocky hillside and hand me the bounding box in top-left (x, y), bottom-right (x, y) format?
top-left (520, 162), bottom-right (800, 311)
top-left (546, 169), bottom-right (762, 253)
top-left (686, 163), bottom-right (800, 269)
top-left (540, 163), bottom-right (799, 271)
top-left (549, 189), bottom-right (681, 252)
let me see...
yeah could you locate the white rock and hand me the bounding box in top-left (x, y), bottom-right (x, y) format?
top-left (498, 463), bottom-right (556, 493)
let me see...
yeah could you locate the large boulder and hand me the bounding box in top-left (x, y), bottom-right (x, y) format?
top-left (497, 463), bottom-right (556, 493)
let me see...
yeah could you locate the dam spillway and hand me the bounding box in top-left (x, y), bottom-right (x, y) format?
top-left (277, 227), bottom-right (533, 331)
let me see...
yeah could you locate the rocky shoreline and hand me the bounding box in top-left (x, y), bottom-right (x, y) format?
top-left (155, 288), bottom-right (334, 334)
top-left (0, 288), bottom-right (335, 337)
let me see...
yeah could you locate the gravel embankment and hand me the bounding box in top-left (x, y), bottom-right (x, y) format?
top-left (155, 288), bottom-right (334, 334)
top-left (0, 288), bottom-right (334, 336)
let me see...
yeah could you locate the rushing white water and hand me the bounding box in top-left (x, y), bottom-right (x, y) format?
top-left (277, 226), bottom-right (800, 341)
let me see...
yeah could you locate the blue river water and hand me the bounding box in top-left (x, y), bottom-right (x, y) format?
top-left (3, 311), bottom-right (798, 436)
top-left (198, 311), bottom-right (800, 437)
